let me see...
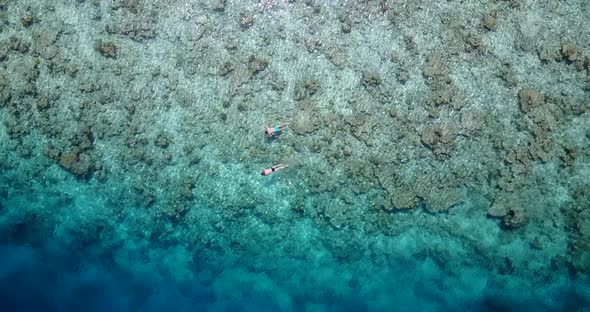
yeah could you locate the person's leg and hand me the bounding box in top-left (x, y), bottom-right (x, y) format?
top-left (273, 164), bottom-right (288, 171)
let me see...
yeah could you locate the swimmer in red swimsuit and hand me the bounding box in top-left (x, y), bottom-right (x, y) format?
top-left (261, 164), bottom-right (288, 176)
top-left (265, 123), bottom-right (289, 138)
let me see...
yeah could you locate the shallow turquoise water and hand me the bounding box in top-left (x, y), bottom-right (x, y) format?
top-left (1, 0), bottom-right (590, 311)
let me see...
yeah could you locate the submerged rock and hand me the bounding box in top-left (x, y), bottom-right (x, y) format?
top-left (58, 151), bottom-right (94, 179)
top-left (389, 187), bottom-right (417, 210)
top-left (488, 192), bottom-right (527, 229)
top-left (95, 40), bottom-right (118, 59)
top-left (518, 88), bottom-right (545, 113)
top-left (423, 188), bottom-right (464, 213)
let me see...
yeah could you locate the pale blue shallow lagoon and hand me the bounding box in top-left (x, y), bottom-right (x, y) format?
top-left (1, 0), bottom-right (590, 311)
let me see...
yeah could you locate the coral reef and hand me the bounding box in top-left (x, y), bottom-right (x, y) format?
top-left (0, 0), bottom-right (588, 309)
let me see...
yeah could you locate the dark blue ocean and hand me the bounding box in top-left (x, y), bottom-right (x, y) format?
top-left (1, 0), bottom-right (589, 311)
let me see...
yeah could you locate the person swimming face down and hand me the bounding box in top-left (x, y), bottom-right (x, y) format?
top-left (265, 123), bottom-right (289, 137)
top-left (261, 164), bottom-right (288, 176)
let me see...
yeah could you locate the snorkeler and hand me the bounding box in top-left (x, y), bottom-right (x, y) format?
top-left (261, 164), bottom-right (288, 176)
top-left (264, 123), bottom-right (289, 137)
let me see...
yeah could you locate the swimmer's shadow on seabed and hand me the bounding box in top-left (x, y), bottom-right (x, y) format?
top-left (264, 133), bottom-right (285, 142)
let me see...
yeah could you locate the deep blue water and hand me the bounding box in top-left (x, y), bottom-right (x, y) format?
top-left (0, 208), bottom-right (588, 312)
